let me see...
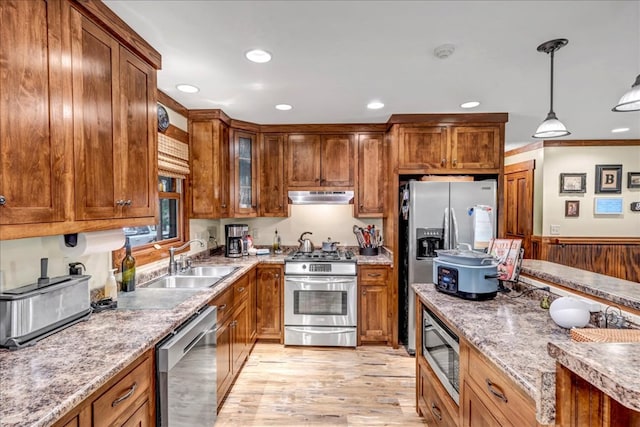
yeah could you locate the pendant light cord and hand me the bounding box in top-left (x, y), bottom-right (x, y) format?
top-left (549, 50), bottom-right (555, 115)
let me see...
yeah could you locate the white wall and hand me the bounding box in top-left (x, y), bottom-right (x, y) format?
top-left (506, 143), bottom-right (640, 237)
top-left (542, 146), bottom-right (640, 237)
top-left (217, 205), bottom-right (382, 248)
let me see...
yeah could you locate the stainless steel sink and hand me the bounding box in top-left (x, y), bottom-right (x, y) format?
top-left (178, 266), bottom-right (239, 277)
top-left (146, 276), bottom-right (221, 289)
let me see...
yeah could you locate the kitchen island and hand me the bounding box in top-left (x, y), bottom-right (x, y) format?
top-left (414, 259), bottom-right (640, 426)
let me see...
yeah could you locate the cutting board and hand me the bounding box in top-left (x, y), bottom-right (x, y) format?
top-left (570, 328), bottom-right (640, 343)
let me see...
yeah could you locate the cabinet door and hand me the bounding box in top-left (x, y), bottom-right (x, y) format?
top-left (233, 131), bottom-right (257, 216)
top-left (231, 300), bottom-right (249, 373)
top-left (71, 14), bottom-right (121, 220)
top-left (121, 399), bottom-right (150, 427)
top-left (259, 134), bottom-right (286, 216)
top-left (118, 47), bottom-right (157, 218)
top-left (216, 319), bottom-right (232, 408)
top-left (320, 134), bottom-right (354, 187)
top-left (360, 284), bottom-right (389, 343)
top-left (0, 0), bottom-right (70, 225)
top-left (398, 127), bottom-right (448, 170)
top-left (450, 126), bottom-right (500, 170)
top-left (256, 266), bottom-right (282, 340)
top-left (190, 119), bottom-right (230, 218)
top-left (286, 134), bottom-right (321, 187)
top-left (356, 133), bottom-right (385, 217)
top-left (462, 381), bottom-right (503, 427)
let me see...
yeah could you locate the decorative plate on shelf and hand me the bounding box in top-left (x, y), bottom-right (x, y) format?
top-left (157, 104), bottom-right (170, 132)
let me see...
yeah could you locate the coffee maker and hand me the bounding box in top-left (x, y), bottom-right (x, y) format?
top-left (225, 224), bottom-right (248, 258)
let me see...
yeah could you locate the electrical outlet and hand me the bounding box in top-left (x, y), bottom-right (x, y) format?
top-left (550, 225), bottom-right (560, 235)
top-left (252, 229), bottom-right (260, 239)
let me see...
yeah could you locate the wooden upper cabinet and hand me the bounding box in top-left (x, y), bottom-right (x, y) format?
top-left (451, 126), bottom-right (500, 170)
top-left (320, 134), bottom-right (355, 186)
top-left (286, 134), bottom-right (321, 187)
top-left (232, 130), bottom-right (258, 217)
top-left (190, 119), bottom-right (230, 218)
top-left (286, 134), bottom-right (354, 188)
top-left (398, 125), bottom-right (502, 172)
top-left (356, 133), bottom-right (385, 217)
top-left (71, 12), bottom-right (156, 221)
top-left (259, 134), bottom-right (286, 217)
top-left (0, 0), bottom-right (71, 225)
top-left (398, 127), bottom-right (448, 170)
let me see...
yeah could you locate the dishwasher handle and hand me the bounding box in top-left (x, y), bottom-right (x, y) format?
top-left (157, 306), bottom-right (217, 372)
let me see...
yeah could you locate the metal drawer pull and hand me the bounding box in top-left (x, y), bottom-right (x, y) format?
top-left (112, 382), bottom-right (137, 407)
top-left (430, 403), bottom-right (442, 421)
top-left (219, 304), bottom-right (227, 311)
top-left (367, 273), bottom-right (382, 277)
top-left (486, 379), bottom-right (508, 403)
top-left (237, 287), bottom-right (245, 292)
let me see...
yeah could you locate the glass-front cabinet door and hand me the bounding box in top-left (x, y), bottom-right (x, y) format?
top-left (232, 130), bottom-right (257, 216)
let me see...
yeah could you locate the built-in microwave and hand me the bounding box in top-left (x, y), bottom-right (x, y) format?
top-left (422, 307), bottom-right (460, 404)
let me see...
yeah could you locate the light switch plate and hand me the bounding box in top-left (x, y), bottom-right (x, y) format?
top-left (550, 225), bottom-right (560, 235)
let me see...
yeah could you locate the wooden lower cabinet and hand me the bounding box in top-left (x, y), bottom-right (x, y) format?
top-left (417, 358), bottom-right (458, 427)
top-left (555, 364), bottom-right (640, 427)
top-left (211, 268), bottom-right (258, 410)
top-left (256, 265), bottom-right (283, 341)
top-left (358, 265), bottom-right (391, 345)
top-left (53, 350), bottom-right (154, 427)
top-left (461, 343), bottom-right (536, 427)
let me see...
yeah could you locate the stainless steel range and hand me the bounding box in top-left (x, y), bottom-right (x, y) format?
top-left (284, 249), bottom-right (357, 347)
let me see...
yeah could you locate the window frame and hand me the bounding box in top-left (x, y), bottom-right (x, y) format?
top-left (112, 177), bottom-right (190, 271)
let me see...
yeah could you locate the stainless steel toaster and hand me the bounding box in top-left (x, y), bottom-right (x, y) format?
top-left (0, 275), bottom-right (92, 349)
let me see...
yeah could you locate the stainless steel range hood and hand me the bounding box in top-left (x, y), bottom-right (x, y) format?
top-left (288, 190), bottom-right (354, 205)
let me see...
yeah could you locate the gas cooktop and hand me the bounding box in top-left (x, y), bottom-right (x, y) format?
top-left (285, 249), bottom-right (356, 263)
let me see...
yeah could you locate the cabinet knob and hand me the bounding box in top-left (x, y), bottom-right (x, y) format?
top-left (441, 158), bottom-right (446, 166)
top-left (0, 195), bottom-right (5, 206)
top-left (125, 199), bottom-right (132, 206)
top-left (252, 205), bottom-right (257, 209)
top-left (452, 159), bottom-right (458, 167)
top-left (237, 286), bottom-right (245, 293)
top-left (362, 290), bottom-right (367, 295)
top-left (279, 204), bottom-right (283, 208)
top-left (275, 273), bottom-right (280, 278)
top-left (221, 204), bottom-right (227, 208)
top-left (359, 204), bottom-right (364, 209)
top-left (116, 200), bottom-right (124, 206)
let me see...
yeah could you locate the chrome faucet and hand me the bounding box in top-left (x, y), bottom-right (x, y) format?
top-left (168, 239), bottom-right (205, 275)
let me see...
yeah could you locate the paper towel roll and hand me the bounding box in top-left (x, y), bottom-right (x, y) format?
top-left (60, 229), bottom-right (126, 257)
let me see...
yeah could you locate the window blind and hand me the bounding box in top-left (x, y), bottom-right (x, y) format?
top-left (158, 132), bottom-right (189, 179)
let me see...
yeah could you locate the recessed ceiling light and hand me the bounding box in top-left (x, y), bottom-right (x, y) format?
top-left (367, 101), bottom-right (385, 110)
top-left (275, 104), bottom-right (292, 111)
top-left (245, 49), bottom-right (272, 63)
top-left (176, 84), bottom-right (199, 93)
top-left (460, 101), bottom-right (480, 109)
top-left (611, 127), bottom-right (630, 133)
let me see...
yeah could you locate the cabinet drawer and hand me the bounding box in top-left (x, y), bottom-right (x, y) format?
top-left (359, 267), bottom-right (389, 284)
top-left (466, 347), bottom-right (535, 426)
top-left (233, 274), bottom-right (250, 302)
top-left (418, 361), bottom-right (458, 426)
top-left (211, 287), bottom-right (234, 327)
top-left (92, 356), bottom-right (152, 427)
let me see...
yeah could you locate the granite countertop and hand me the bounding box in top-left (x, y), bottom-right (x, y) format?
top-left (548, 341), bottom-right (640, 412)
top-left (520, 259), bottom-right (640, 311)
top-left (0, 248), bottom-right (392, 426)
top-left (413, 283), bottom-right (569, 425)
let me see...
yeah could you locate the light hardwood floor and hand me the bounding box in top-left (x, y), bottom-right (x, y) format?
top-left (216, 342), bottom-right (428, 426)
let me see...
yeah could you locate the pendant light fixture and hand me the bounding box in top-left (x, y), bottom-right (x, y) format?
top-left (533, 39), bottom-right (571, 139)
top-left (612, 74), bottom-right (640, 112)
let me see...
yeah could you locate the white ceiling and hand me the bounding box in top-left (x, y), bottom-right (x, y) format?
top-left (104, 1), bottom-right (640, 149)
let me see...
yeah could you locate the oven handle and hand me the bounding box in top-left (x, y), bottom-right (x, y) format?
top-left (286, 327), bottom-right (355, 334)
top-left (285, 277), bottom-right (356, 284)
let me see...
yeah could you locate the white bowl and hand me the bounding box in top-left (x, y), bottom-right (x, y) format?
top-left (549, 297), bottom-right (590, 328)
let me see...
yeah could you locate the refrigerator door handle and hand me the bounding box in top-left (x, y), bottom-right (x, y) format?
top-left (443, 208), bottom-right (450, 250)
top-left (451, 207), bottom-right (459, 249)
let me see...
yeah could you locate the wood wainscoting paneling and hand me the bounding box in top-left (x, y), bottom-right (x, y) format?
top-left (530, 236), bottom-right (640, 283)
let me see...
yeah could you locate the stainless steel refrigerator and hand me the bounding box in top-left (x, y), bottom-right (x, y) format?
top-left (398, 180), bottom-right (497, 354)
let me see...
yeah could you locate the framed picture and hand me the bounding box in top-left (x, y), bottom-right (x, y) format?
top-left (628, 172), bottom-right (640, 189)
top-left (595, 164), bottom-right (622, 194)
top-left (559, 173), bottom-right (586, 193)
top-left (565, 200), bottom-right (580, 217)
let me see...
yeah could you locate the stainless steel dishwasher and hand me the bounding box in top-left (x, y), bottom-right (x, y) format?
top-left (156, 305), bottom-right (217, 427)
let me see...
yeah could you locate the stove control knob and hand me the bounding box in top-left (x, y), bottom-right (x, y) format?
top-left (302, 264), bottom-right (307, 270)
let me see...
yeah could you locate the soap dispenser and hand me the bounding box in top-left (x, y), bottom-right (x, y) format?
top-left (105, 269), bottom-right (118, 301)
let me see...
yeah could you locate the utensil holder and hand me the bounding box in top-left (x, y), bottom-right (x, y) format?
top-left (359, 247), bottom-right (379, 256)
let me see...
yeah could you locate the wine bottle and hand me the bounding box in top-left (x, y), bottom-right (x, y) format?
top-left (273, 229), bottom-right (282, 254)
top-left (121, 237), bottom-right (136, 292)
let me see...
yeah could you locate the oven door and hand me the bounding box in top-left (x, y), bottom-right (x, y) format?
top-left (422, 308), bottom-right (460, 404)
top-left (284, 276), bottom-right (357, 327)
